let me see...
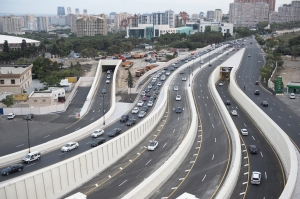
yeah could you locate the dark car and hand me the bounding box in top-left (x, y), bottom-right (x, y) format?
top-left (254, 81), bottom-right (259, 85)
top-left (146, 92), bottom-right (151, 97)
top-left (1, 164), bottom-right (24, 175)
top-left (120, 114), bottom-right (129, 122)
top-left (141, 106), bottom-right (148, 112)
top-left (101, 89), bottom-right (106, 94)
top-left (24, 113), bottom-right (34, 120)
top-left (225, 100), bottom-right (231, 105)
top-left (180, 71), bottom-right (184, 74)
top-left (145, 88), bottom-right (150, 93)
top-left (153, 86), bottom-right (159, 90)
top-left (126, 119), bottom-right (136, 126)
top-left (175, 107), bottom-right (182, 113)
top-left (108, 128), bottom-right (122, 137)
top-left (91, 138), bottom-right (106, 147)
top-left (163, 67), bottom-right (168, 70)
top-left (249, 145), bottom-right (257, 154)
top-left (170, 67), bottom-right (175, 71)
top-left (154, 90), bottom-right (159, 95)
top-left (254, 90), bottom-right (260, 95)
top-left (142, 96), bottom-right (148, 101)
top-left (261, 101), bottom-right (268, 107)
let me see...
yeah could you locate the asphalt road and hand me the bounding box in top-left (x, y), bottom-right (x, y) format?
top-left (0, 71), bottom-right (112, 156)
top-left (151, 49), bottom-right (234, 199)
top-left (217, 80), bottom-right (284, 199)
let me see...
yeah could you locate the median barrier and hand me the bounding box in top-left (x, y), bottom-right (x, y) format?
top-left (86, 60), bottom-right (103, 101)
top-left (229, 55), bottom-right (298, 198)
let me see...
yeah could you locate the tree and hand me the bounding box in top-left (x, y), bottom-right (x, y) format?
top-left (126, 70), bottom-right (133, 102)
top-left (1, 95), bottom-right (14, 107)
top-left (155, 45), bottom-right (162, 52)
top-left (21, 39), bottom-right (27, 50)
top-left (107, 45), bottom-right (121, 55)
top-left (3, 40), bottom-right (9, 53)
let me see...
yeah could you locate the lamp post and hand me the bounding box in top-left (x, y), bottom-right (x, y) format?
top-left (102, 94), bottom-right (105, 125)
top-left (24, 117), bottom-right (31, 153)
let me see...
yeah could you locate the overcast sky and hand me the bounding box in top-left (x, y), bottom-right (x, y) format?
top-left (0, 0), bottom-right (293, 15)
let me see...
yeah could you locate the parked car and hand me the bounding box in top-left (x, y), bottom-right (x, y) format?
top-left (176, 107), bottom-right (182, 113)
top-left (91, 138), bottom-right (106, 147)
top-left (225, 100), bottom-right (231, 105)
top-left (148, 141), bottom-right (158, 151)
top-left (126, 119), bottom-right (137, 126)
top-left (22, 151), bottom-right (41, 163)
top-left (91, 129), bottom-right (104, 137)
top-left (148, 84), bottom-right (153, 89)
top-left (138, 111), bottom-right (147, 118)
top-left (107, 128), bottom-right (122, 137)
top-left (170, 67), bottom-right (175, 71)
top-left (120, 114), bottom-right (129, 122)
top-left (1, 164), bottom-right (24, 176)
top-left (24, 113), bottom-right (34, 120)
top-left (254, 90), bottom-right (260, 95)
top-left (176, 95), bottom-right (181, 101)
top-left (61, 142), bottom-right (79, 152)
top-left (240, 129), bottom-right (248, 136)
top-left (290, 93), bottom-right (296, 99)
top-left (137, 100), bottom-right (144, 106)
top-left (132, 107), bottom-right (139, 114)
top-left (261, 101), bottom-right (268, 107)
top-left (7, 113), bottom-right (15, 119)
top-left (231, 110), bottom-right (238, 116)
top-left (249, 145), bottom-right (257, 154)
top-left (251, 171), bottom-right (261, 184)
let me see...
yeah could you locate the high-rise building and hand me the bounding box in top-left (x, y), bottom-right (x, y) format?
top-left (175, 11), bottom-right (190, 27)
top-left (269, 1), bottom-right (300, 23)
top-left (2, 16), bottom-right (23, 34)
top-left (206, 11), bottom-right (215, 19)
top-left (137, 10), bottom-right (175, 28)
top-left (24, 14), bottom-right (36, 29)
top-left (192, 14), bottom-right (199, 21)
top-left (75, 8), bottom-right (80, 15)
top-left (75, 15), bottom-right (107, 37)
top-left (214, 9), bottom-right (222, 22)
top-left (234, 0), bottom-right (275, 11)
top-left (67, 7), bottom-right (72, 15)
top-left (199, 12), bottom-right (205, 18)
top-left (114, 12), bottom-right (132, 31)
top-left (83, 9), bottom-right (88, 15)
top-left (37, 16), bottom-right (48, 31)
top-left (57, 7), bottom-right (65, 16)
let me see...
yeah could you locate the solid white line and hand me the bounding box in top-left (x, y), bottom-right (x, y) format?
top-left (208, 113), bottom-right (210, 116)
top-left (44, 135), bottom-right (50, 138)
top-left (173, 129), bottom-right (175, 133)
top-left (16, 144), bottom-right (24, 147)
top-left (289, 116), bottom-right (292, 118)
top-left (265, 172), bottom-right (267, 179)
top-left (260, 152), bottom-right (263, 157)
top-left (163, 143), bottom-right (167, 148)
top-left (91, 118), bottom-right (94, 120)
top-left (288, 124), bottom-right (291, 127)
top-left (25, 163), bottom-right (36, 167)
top-left (205, 104), bottom-right (207, 106)
top-left (145, 159), bottom-right (152, 165)
top-left (178, 117), bottom-right (179, 120)
top-left (212, 154), bottom-right (214, 160)
top-left (242, 182), bottom-right (248, 184)
top-left (119, 180), bottom-right (127, 186)
top-left (244, 124), bottom-right (247, 127)
top-left (212, 124), bottom-right (214, 128)
top-left (202, 175), bottom-right (206, 181)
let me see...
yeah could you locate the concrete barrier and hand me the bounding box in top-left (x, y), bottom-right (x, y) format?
top-left (229, 53), bottom-right (298, 198)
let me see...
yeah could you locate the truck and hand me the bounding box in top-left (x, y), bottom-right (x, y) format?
top-left (22, 151), bottom-right (41, 163)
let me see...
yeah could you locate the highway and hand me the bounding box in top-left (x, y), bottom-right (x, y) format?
top-left (0, 71), bottom-right (112, 156)
top-left (217, 80), bottom-right (284, 199)
top-left (236, 39), bottom-right (300, 150)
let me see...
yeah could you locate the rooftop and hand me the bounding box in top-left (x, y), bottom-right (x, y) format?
top-left (0, 35), bottom-right (40, 45)
top-left (0, 65), bottom-right (32, 75)
top-left (30, 92), bottom-right (52, 98)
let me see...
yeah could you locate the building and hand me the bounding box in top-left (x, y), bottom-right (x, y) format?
top-left (23, 15), bottom-right (36, 30)
top-left (49, 16), bottom-right (66, 26)
top-left (57, 7), bottom-right (65, 16)
top-left (199, 12), bottom-right (205, 18)
top-left (1, 16), bottom-right (23, 34)
top-left (175, 11), bottom-right (190, 27)
top-left (67, 7), bottom-right (72, 15)
top-left (0, 64), bottom-right (33, 93)
top-left (75, 8), bottom-right (80, 15)
top-left (198, 20), bottom-right (233, 35)
top-left (229, 2), bottom-right (269, 27)
top-left (206, 11), bottom-right (215, 20)
top-left (28, 88), bottom-right (65, 107)
top-left (234, 0), bottom-right (275, 11)
top-left (269, 1), bottom-right (300, 24)
top-left (75, 15), bottom-right (107, 37)
top-left (37, 16), bottom-right (48, 31)
top-left (0, 35), bottom-right (40, 51)
top-left (214, 9), bottom-right (223, 22)
top-left (114, 12), bottom-right (132, 31)
top-left (127, 14), bottom-right (139, 28)
top-left (191, 14), bottom-right (200, 21)
top-left (83, 9), bottom-right (88, 16)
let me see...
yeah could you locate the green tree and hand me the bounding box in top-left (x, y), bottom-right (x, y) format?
top-left (3, 40), bottom-right (9, 53)
top-left (107, 45), bottom-right (121, 55)
top-left (21, 39), bottom-right (27, 50)
top-left (1, 95), bottom-right (14, 107)
top-left (126, 69), bottom-right (133, 102)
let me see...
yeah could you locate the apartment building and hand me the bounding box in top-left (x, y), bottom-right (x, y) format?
top-left (37, 16), bottom-right (48, 32)
top-left (24, 15), bottom-right (36, 30)
top-left (75, 15), bottom-right (107, 37)
top-left (214, 9), bottom-right (223, 22)
top-left (114, 12), bottom-right (132, 31)
top-left (234, 0), bottom-right (275, 11)
top-left (269, 1), bottom-right (300, 23)
top-left (1, 16), bottom-right (23, 34)
top-left (206, 11), bottom-right (215, 20)
top-left (138, 10), bottom-right (175, 28)
top-left (175, 11), bottom-right (190, 27)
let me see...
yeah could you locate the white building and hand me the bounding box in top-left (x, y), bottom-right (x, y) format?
top-left (37, 16), bottom-right (48, 32)
top-left (199, 20), bottom-right (233, 36)
top-left (1, 16), bottom-right (23, 34)
top-left (214, 9), bottom-right (222, 22)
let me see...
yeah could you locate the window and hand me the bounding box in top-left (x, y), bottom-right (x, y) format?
top-left (42, 99), bottom-right (46, 102)
top-left (34, 100), bottom-right (37, 103)
top-left (0, 80), bottom-right (4, 84)
top-left (11, 80), bottom-right (15, 84)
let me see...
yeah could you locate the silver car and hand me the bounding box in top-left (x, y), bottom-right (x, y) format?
top-left (61, 142), bottom-right (79, 152)
top-left (138, 111), bottom-right (147, 118)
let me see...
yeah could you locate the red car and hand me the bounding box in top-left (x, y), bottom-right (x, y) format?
top-left (142, 96), bottom-right (148, 101)
top-left (255, 81), bottom-right (259, 85)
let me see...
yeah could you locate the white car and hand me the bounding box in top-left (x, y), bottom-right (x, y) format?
top-left (7, 113), bottom-right (15, 119)
top-left (251, 171), bottom-right (261, 184)
top-left (200, 60), bottom-right (204, 64)
top-left (107, 70), bottom-right (111, 74)
top-left (61, 142), bottom-right (79, 152)
top-left (174, 86), bottom-right (178, 91)
top-left (290, 93), bottom-right (296, 99)
top-left (137, 100), bottom-right (144, 107)
top-left (157, 82), bottom-right (162, 86)
top-left (132, 107), bottom-right (139, 114)
top-left (240, 129), bottom-right (248, 136)
top-left (148, 141), bottom-right (158, 151)
top-left (172, 63), bottom-right (176, 66)
top-left (175, 61), bottom-right (178, 64)
top-left (138, 111), bottom-right (147, 118)
top-left (106, 80), bottom-right (110, 84)
top-left (231, 110), bottom-right (238, 116)
top-left (182, 77), bottom-right (187, 81)
top-left (107, 75), bottom-right (111, 79)
top-left (176, 95), bottom-right (181, 101)
top-left (91, 129), bottom-right (104, 137)
top-left (148, 84), bottom-right (152, 89)
top-left (166, 72), bottom-right (171, 76)
top-left (219, 82), bottom-right (223, 86)
top-left (141, 91), bottom-right (146, 96)
top-left (147, 101), bottom-right (153, 107)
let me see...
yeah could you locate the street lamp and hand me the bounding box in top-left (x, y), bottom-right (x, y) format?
top-left (102, 94), bottom-right (106, 125)
top-left (24, 116), bottom-right (32, 153)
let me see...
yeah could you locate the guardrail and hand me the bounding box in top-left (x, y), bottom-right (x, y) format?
top-left (0, 61), bottom-right (120, 168)
top-left (229, 55), bottom-right (298, 198)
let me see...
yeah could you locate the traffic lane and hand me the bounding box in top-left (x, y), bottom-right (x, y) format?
top-left (218, 81), bottom-right (284, 199)
top-left (78, 69), bottom-right (190, 198)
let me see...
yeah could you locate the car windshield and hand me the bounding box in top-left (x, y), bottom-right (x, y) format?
top-left (121, 115), bottom-right (127, 119)
top-left (150, 142), bottom-right (155, 146)
top-left (65, 144), bottom-right (71, 147)
top-left (25, 155), bottom-right (31, 159)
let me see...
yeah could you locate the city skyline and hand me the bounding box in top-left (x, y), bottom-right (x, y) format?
top-left (0, 0), bottom-right (293, 15)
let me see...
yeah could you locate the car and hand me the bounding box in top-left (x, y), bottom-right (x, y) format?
top-left (200, 60), bottom-right (204, 64)
top-left (174, 86), bottom-right (179, 91)
top-left (174, 64), bottom-right (179, 68)
top-left (250, 42), bottom-right (252, 44)
top-left (138, 111), bottom-right (147, 118)
top-left (91, 129), bottom-right (104, 137)
top-left (147, 101), bottom-right (153, 107)
top-left (7, 113), bottom-right (15, 119)
top-left (106, 70), bottom-right (111, 74)
top-left (153, 86), bottom-right (159, 90)
top-left (106, 80), bottom-right (110, 84)
top-left (157, 82), bottom-right (162, 86)
top-left (176, 95), bottom-right (181, 101)
top-left (248, 54), bottom-right (251, 57)
top-left (107, 75), bottom-right (111, 79)
top-left (251, 171), bottom-right (261, 184)
top-left (249, 145), bottom-right (257, 154)
top-left (120, 114), bottom-right (129, 122)
top-left (225, 100), bottom-right (231, 105)
top-left (182, 77), bottom-right (187, 81)
top-left (149, 97), bottom-right (154, 102)
top-left (154, 90), bottom-right (159, 95)
top-left (141, 106), bottom-right (148, 112)
top-left (101, 89), bottom-right (106, 94)
top-left (175, 61), bottom-right (178, 64)
top-left (185, 60), bottom-right (188, 63)
top-left (172, 63), bottom-right (176, 66)
top-left (209, 63), bottom-right (212, 67)
top-left (148, 140), bottom-right (158, 151)
top-left (175, 107), bottom-right (182, 113)
top-left (261, 101), bottom-right (268, 107)
top-left (163, 67), bottom-right (168, 70)
top-left (141, 91), bottom-right (146, 96)
top-left (231, 110), bottom-right (238, 116)
top-left (126, 119), bottom-right (137, 126)
top-left (290, 93), bottom-right (296, 99)
top-left (91, 138), bottom-right (106, 147)
top-left (161, 70), bottom-right (166, 74)
top-left (137, 100), bottom-right (144, 107)
top-left (61, 142), bottom-right (79, 152)
top-left (132, 107), bottom-right (139, 114)
top-left (107, 128), bottom-right (122, 137)
top-left (1, 164), bottom-right (24, 175)
top-left (145, 88), bottom-right (151, 93)
top-left (151, 79), bottom-right (156, 83)
top-left (170, 67), bottom-right (175, 71)
top-left (148, 84), bottom-right (153, 89)
top-left (254, 81), bottom-right (259, 85)
top-left (153, 94), bottom-right (157, 99)
top-left (24, 113), bottom-right (34, 120)
top-left (160, 75), bottom-right (166, 81)
top-left (142, 96), bottom-right (148, 101)
top-left (22, 151), bottom-right (41, 163)
top-left (219, 82), bottom-right (223, 86)
top-left (240, 129), bottom-right (248, 136)
top-left (254, 90), bottom-right (260, 95)
top-left (166, 72), bottom-right (171, 76)
top-left (146, 92), bottom-right (151, 97)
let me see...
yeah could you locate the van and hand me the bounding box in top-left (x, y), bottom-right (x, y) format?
top-left (22, 151), bottom-right (41, 163)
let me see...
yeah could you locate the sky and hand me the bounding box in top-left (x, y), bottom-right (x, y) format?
top-left (0, 0), bottom-right (293, 16)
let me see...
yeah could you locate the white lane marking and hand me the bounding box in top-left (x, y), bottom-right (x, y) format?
top-left (129, 159), bottom-right (132, 162)
top-left (16, 144), bottom-right (24, 147)
top-left (280, 109), bottom-right (283, 111)
top-left (244, 164), bottom-right (249, 167)
top-left (179, 178), bottom-right (184, 181)
top-left (95, 184), bottom-right (98, 187)
top-left (265, 172), bottom-right (267, 179)
top-left (108, 175), bottom-right (111, 178)
top-left (171, 187), bottom-right (177, 190)
top-left (212, 154), bottom-right (214, 160)
top-left (75, 127), bottom-right (80, 131)
top-left (163, 143), bottom-right (167, 148)
top-left (98, 110), bottom-right (100, 112)
top-left (242, 182), bottom-right (248, 184)
top-left (91, 118), bottom-right (94, 121)
top-left (25, 163), bottom-right (36, 167)
top-left (119, 180), bottom-right (127, 186)
top-left (185, 170), bottom-right (190, 172)
top-left (207, 96), bottom-right (208, 99)
top-left (215, 138), bottom-right (216, 142)
top-left (278, 116), bottom-right (281, 118)
top-left (208, 113), bottom-right (210, 116)
top-left (201, 90), bottom-right (202, 92)
top-left (212, 124), bottom-right (214, 128)
top-left (288, 124), bottom-right (291, 127)
top-left (205, 104), bottom-right (207, 106)
top-left (239, 192), bottom-right (245, 195)
top-left (289, 116), bottom-right (292, 118)
top-left (270, 108), bottom-right (272, 111)
top-left (59, 153), bottom-right (65, 155)
top-left (273, 103), bottom-right (275, 105)
top-left (244, 124), bottom-right (247, 127)
top-left (260, 152), bottom-right (263, 157)
top-left (93, 110), bottom-right (95, 112)
top-left (145, 159), bottom-right (152, 165)
top-left (202, 175), bottom-right (206, 181)
top-left (173, 129), bottom-right (175, 133)
top-left (44, 135), bottom-right (50, 138)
